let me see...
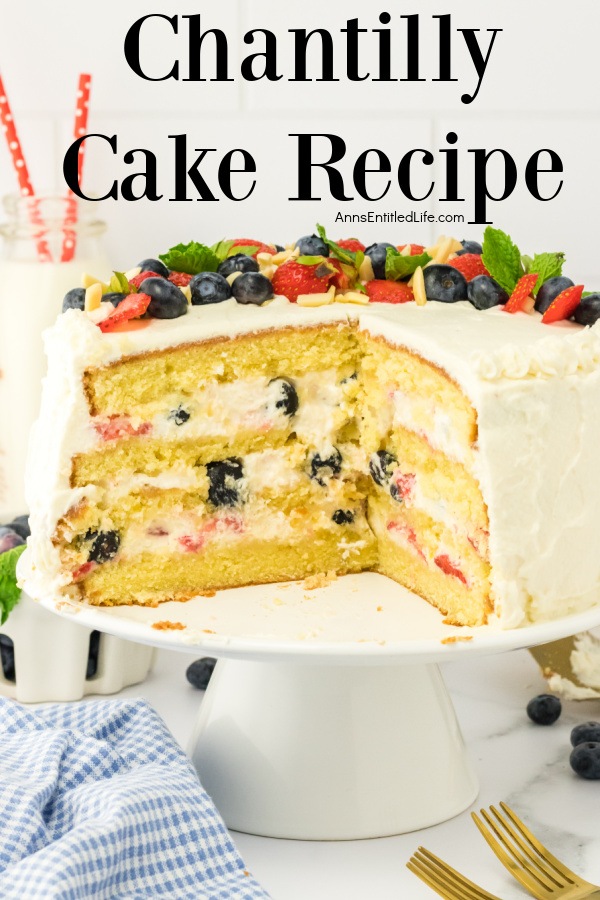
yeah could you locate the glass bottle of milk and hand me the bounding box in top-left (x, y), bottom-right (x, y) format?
top-left (0, 195), bottom-right (110, 520)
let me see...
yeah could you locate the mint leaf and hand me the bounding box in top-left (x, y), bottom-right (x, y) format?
top-left (385, 248), bottom-right (432, 281)
top-left (528, 252), bottom-right (565, 295)
top-left (159, 241), bottom-right (220, 275)
top-left (0, 543), bottom-right (25, 625)
top-left (106, 271), bottom-right (138, 295)
top-left (481, 227), bottom-right (523, 294)
top-left (210, 239), bottom-right (235, 263)
top-left (316, 223), bottom-right (364, 271)
top-left (582, 291), bottom-right (599, 299)
top-left (228, 245), bottom-right (260, 258)
top-left (297, 255), bottom-right (326, 266)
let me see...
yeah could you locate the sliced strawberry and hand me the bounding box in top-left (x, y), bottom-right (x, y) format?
top-left (328, 258), bottom-right (352, 291)
top-left (230, 238), bottom-right (275, 259)
top-left (366, 280), bottom-right (414, 304)
top-left (271, 259), bottom-right (338, 301)
top-left (168, 271), bottom-right (193, 287)
top-left (129, 270), bottom-right (162, 289)
top-left (94, 416), bottom-right (152, 441)
top-left (447, 253), bottom-right (489, 282)
top-left (434, 554), bottom-right (468, 586)
top-left (72, 561), bottom-right (96, 582)
top-left (397, 243), bottom-right (425, 256)
top-left (504, 274), bottom-right (539, 313)
top-left (336, 238), bottom-right (366, 253)
top-left (98, 293), bottom-right (152, 332)
top-left (541, 284), bottom-right (584, 324)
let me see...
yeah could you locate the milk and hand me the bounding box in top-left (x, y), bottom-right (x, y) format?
top-left (0, 256), bottom-right (109, 519)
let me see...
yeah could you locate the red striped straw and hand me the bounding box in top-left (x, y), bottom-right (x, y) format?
top-left (61, 73), bottom-right (92, 262)
top-left (0, 73), bottom-right (52, 262)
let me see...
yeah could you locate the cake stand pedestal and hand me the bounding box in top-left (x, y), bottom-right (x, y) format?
top-left (39, 573), bottom-right (600, 840)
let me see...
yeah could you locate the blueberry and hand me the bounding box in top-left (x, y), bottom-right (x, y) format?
top-left (190, 272), bottom-right (232, 306)
top-left (332, 509), bottom-right (355, 525)
top-left (309, 449), bottom-right (342, 486)
top-left (526, 694), bottom-right (562, 725)
top-left (570, 742), bottom-right (600, 779)
top-left (62, 287), bottom-right (86, 313)
top-left (86, 630), bottom-right (101, 679)
top-left (186, 657), bottom-right (217, 690)
top-left (232, 273), bottom-right (273, 306)
top-left (365, 242), bottom-right (395, 279)
top-left (103, 292), bottom-right (128, 307)
top-left (573, 293), bottom-right (600, 326)
top-left (269, 378), bottom-right (299, 417)
top-left (535, 276), bottom-right (574, 314)
top-left (295, 234), bottom-right (329, 257)
top-left (8, 515), bottom-right (29, 540)
top-left (168, 406), bottom-right (191, 426)
top-left (218, 254), bottom-right (259, 278)
top-left (457, 240), bottom-right (483, 256)
top-left (571, 722), bottom-right (600, 746)
top-left (136, 257), bottom-right (170, 279)
top-left (467, 275), bottom-right (508, 310)
top-left (390, 482), bottom-right (405, 503)
top-left (207, 458), bottom-right (244, 507)
top-left (369, 450), bottom-right (398, 487)
top-left (423, 265), bottom-right (468, 303)
top-left (139, 277), bottom-right (188, 319)
top-left (275, 244), bottom-right (285, 253)
top-left (88, 530), bottom-right (121, 564)
top-left (0, 527), bottom-right (24, 554)
top-left (0, 635), bottom-right (15, 682)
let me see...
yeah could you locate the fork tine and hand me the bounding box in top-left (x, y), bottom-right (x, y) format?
top-left (486, 805), bottom-right (566, 889)
top-left (472, 810), bottom-right (551, 898)
top-left (499, 801), bottom-right (581, 884)
top-left (407, 847), bottom-right (500, 900)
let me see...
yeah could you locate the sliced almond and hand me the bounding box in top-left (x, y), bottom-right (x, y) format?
top-left (427, 236), bottom-right (458, 266)
top-left (358, 255), bottom-right (375, 282)
top-left (425, 236), bottom-right (446, 257)
top-left (182, 285), bottom-right (192, 304)
top-left (335, 290), bottom-right (370, 305)
top-left (413, 266), bottom-right (427, 306)
top-left (124, 266), bottom-right (142, 281)
top-left (523, 295), bottom-right (536, 314)
top-left (400, 244), bottom-right (412, 257)
top-left (81, 272), bottom-right (108, 290)
top-left (85, 282), bottom-right (103, 312)
top-left (226, 272), bottom-right (242, 286)
top-left (256, 252), bottom-right (273, 264)
top-left (297, 286), bottom-right (335, 307)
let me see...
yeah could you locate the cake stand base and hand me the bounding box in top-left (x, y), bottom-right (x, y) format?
top-left (188, 659), bottom-right (478, 840)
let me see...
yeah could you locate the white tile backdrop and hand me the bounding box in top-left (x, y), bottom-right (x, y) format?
top-left (0, 0), bottom-right (598, 279)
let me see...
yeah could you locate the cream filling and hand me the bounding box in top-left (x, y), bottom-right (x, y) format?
top-left (391, 390), bottom-right (470, 465)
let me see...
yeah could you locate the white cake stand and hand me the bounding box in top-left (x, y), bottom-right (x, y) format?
top-left (40, 573), bottom-right (600, 841)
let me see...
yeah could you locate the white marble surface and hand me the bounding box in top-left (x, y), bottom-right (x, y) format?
top-left (114, 646), bottom-right (600, 900)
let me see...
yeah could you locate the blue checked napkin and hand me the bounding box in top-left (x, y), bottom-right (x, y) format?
top-left (0, 697), bottom-right (270, 899)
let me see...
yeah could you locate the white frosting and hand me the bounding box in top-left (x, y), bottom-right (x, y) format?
top-left (19, 295), bottom-right (600, 629)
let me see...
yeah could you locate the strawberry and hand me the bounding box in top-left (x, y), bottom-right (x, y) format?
top-left (541, 284), bottom-right (584, 324)
top-left (504, 274), bottom-right (539, 313)
top-left (271, 259), bottom-right (339, 301)
top-left (98, 293), bottom-right (152, 332)
top-left (168, 271), bottom-right (193, 287)
top-left (397, 243), bottom-right (425, 256)
top-left (328, 258), bottom-right (352, 291)
top-left (230, 238), bottom-right (275, 258)
top-left (94, 416), bottom-right (152, 441)
top-left (447, 253), bottom-right (489, 282)
top-left (129, 270), bottom-right (162, 289)
top-left (336, 238), bottom-right (366, 253)
top-left (366, 280), bottom-right (414, 304)
top-left (434, 554), bottom-right (468, 586)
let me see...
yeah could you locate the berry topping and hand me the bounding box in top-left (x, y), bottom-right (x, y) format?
top-left (271, 259), bottom-right (338, 302)
top-left (0, 527), bottom-right (25, 555)
top-left (168, 406), bottom-right (191, 426)
top-left (269, 377), bottom-right (299, 417)
top-left (332, 509), bottom-right (355, 525)
top-left (571, 722), bottom-right (600, 746)
top-left (230, 239), bottom-right (274, 258)
top-left (369, 450), bottom-right (398, 486)
top-left (62, 287), bottom-right (86, 313)
top-left (186, 657), bottom-right (217, 690)
top-left (231, 272), bottom-right (274, 306)
top-left (217, 254), bottom-right (259, 278)
top-left (139, 277), bottom-right (188, 319)
top-left (365, 280), bottom-right (414, 304)
top-left (129, 270), bottom-right (163, 289)
top-left (573, 293), bottom-right (600, 326)
top-left (295, 234), bottom-right (329, 257)
top-left (207, 458), bottom-right (244, 507)
top-left (136, 257), bottom-right (170, 279)
top-left (534, 276), bottom-right (574, 314)
top-left (336, 238), bottom-right (366, 253)
top-left (309, 449), bottom-right (342, 485)
top-left (98, 293), bottom-right (152, 332)
top-left (189, 272), bottom-right (232, 306)
top-left (457, 240), bottom-right (483, 256)
top-left (423, 265), bottom-right (468, 303)
top-left (526, 693), bottom-right (561, 725)
top-left (504, 273), bottom-right (539, 313)
top-left (364, 242), bottom-right (395, 279)
top-left (541, 284), bottom-right (584, 324)
top-left (8, 515), bottom-right (29, 540)
top-left (570, 743), bottom-right (600, 779)
top-left (467, 275), bottom-right (508, 310)
top-left (103, 292), bottom-right (128, 307)
top-left (87, 530), bottom-right (121, 564)
top-left (168, 271), bottom-right (193, 287)
top-left (447, 253), bottom-right (489, 282)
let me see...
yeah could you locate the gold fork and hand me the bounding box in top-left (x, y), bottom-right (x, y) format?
top-left (407, 846), bottom-right (501, 899)
top-left (472, 801), bottom-right (600, 899)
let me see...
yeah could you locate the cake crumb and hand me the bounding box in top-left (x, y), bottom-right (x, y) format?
top-left (441, 635), bottom-right (473, 644)
top-left (152, 620), bottom-right (186, 631)
top-left (197, 590), bottom-right (217, 598)
top-left (376, 605), bottom-right (383, 612)
top-left (202, 628), bottom-right (216, 634)
top-left (303, 570), bottom-right (338, 590)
